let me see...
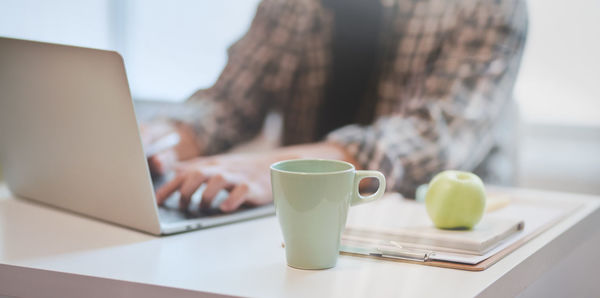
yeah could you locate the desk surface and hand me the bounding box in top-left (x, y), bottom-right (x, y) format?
top-left (0, 184), bottom-right (599, 298)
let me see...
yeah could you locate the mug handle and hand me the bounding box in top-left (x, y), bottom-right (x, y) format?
top-left (351, 170), bottom-right (386, 206)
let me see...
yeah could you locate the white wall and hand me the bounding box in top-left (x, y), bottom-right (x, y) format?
top-left (514, 0), bottom-right (600, 195)
top-left (0, 0), bottom-right (113, 50)
top-left (0, 0), bottom-right (261, 101)
top-left (515, 0), bottom-right (600, 127)
top-left (121, 0), bottom-right (261, 101)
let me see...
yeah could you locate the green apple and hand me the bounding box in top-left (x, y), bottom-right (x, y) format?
top-left (425, 171), bottom-right (486, 229)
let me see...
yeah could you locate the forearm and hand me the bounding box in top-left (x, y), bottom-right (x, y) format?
top-left (270, 142), bottom-right (359, 168)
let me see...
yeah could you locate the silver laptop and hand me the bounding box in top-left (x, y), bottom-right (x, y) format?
top-left (0, 37), bottom-right (274, 235)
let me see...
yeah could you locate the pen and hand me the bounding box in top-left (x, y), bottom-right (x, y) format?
top-left (372, 247), bottom-right (433, 262)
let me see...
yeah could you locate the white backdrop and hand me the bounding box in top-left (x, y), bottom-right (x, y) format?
top-left (0, 0), bottom-right (261, 101)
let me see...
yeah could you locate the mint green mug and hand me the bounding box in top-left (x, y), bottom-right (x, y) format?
top-left (270, 159), bottom-right (386, 269)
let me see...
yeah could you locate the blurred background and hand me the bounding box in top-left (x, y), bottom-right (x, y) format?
top-left (1, 0), bottom-right (598, 194)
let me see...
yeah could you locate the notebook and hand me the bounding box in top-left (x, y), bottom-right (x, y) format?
top-left (342, 194), bottom-right (524, 256)
top-left (340, 190), bottom-right (584, 270)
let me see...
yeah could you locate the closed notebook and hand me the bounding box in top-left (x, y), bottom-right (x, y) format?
top-left (343, 195), bottom-right (524, 255)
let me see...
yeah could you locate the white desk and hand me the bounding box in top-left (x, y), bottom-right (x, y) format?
top-left (0, 184), bottom-right (599, 298)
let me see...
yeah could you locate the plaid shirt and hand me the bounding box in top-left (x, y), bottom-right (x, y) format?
top-left (172, 0), bottom-right (528, 196)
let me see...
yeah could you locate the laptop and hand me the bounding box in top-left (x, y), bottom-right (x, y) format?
top-left (0, 37), bottom-right (275, 235)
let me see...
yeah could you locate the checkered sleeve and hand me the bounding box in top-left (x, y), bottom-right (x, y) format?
top-left (169, 0), bottom-right (303, 155)
top-left (328, 0), bottom-right (528, 196)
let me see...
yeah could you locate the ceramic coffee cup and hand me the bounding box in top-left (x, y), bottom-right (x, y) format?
top-left (270, 159), bottom-right (386, 269)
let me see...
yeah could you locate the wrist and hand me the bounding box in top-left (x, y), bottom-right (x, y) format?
top-left (172, 121), bottom-right (203, 157)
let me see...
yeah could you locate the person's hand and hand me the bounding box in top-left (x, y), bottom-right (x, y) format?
top-left (140, 121), bottom-right (201, 175)
top-left (155, 142), bottom-right (356, 213)
top-left (155, 152), bottom-right (274, 213)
